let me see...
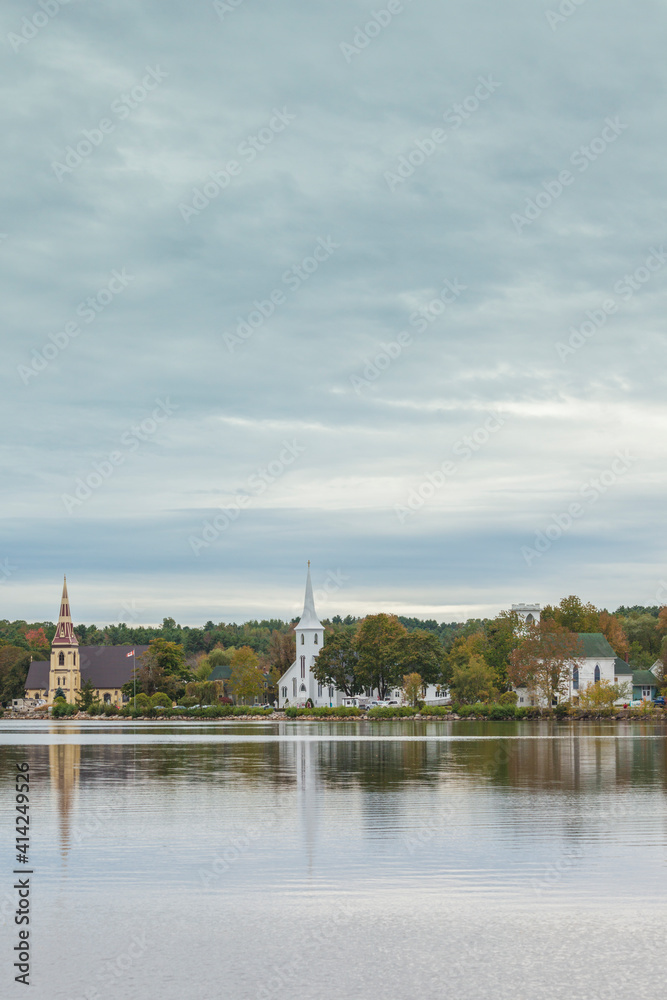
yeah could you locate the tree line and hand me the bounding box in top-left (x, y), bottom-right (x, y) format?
top-left (2, 596), bottom-right (666, 706)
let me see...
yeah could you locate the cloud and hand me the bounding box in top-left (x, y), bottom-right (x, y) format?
top-left (2, 0), bottom-right (666, 623)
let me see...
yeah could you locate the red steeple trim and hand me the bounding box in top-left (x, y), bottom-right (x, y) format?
top-left (52, 576), bottom-right (79, 647)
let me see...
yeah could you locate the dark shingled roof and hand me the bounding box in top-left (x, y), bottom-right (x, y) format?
top-left (25, 646), bottom-right (150, 691)
top-left (614, 657), bottom-right (633, 675)
top-left (577, 633), bottom-right (618, 658)
top-left (632, 670), bottom-right (659, 687)
top-left (208, 663), bottom-right (232, 681)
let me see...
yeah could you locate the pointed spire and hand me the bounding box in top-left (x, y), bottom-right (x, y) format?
top-left (297, 563), bottom-right (323, 630)
top-left (52, 575), bottom-right (78, 647)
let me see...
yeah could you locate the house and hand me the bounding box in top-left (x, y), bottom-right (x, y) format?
top-left (24, 577), bottom-right (148, 708)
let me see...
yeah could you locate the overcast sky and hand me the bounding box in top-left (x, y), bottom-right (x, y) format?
top-left (2, 0), bottom-right (666, 626)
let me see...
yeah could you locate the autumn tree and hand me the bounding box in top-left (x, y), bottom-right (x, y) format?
top-left (229, 646), bottom-right (266, 705)
top-left (0, 646), bottom-right (31, 704)
top-left (579, 679), bottom-right (630, 712)
top-left (598, 611), bottom-right (629, 660)
top-left (403, 672), bottom-right (424, 707)
top-left (541, 596), bottom-right (600, 633)
top-left (267, 631), bottom-right (295, 675)
top-left (355, 614), bottom-right (408, 699)
top-left (25, 628), bottom-right (49, 652)
top-left (508, 621), bottom-right (584, 705)
top-left (311, 629), bottom-right (359, 697)
top-left (450, 654), bottom-right (496, 704)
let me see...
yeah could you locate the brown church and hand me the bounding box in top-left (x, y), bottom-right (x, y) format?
top-left (25, 578), bottom-right (148, 707)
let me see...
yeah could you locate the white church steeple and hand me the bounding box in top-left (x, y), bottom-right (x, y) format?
top-left (296, 561), bottom-right (323, 631)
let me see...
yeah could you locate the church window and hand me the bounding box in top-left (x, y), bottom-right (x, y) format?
top-left (103, 694), bottom-right (111, 703)
top-left (572, 667), bottom-right (579, 690)
top-left (292, 678), bottom-right (297, 697)
top-left (314, 634), bottom-right (318, 645)
top-left (301, 634), bottom-right (304, 645)
top-left (300, 684), bottom-right (306, 693)
top-left (318, 683), bottom-right (322, 697)
top-left (282, 686), bottom-right (287, 699)
top-left (328, 687), bottom-right (334, 699)
top-left (594, 664), bottom-right (601, 683)
top-left (73, 653), bottom-right (76, 665)
top-left (526, 613), bottom-right (534, 623)
top-left (300, 656), bottom-right (306, 678)
top-left (59, 652), bottom-right (65, 665)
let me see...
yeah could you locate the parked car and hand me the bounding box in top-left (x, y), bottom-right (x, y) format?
top-left (653, 696), bottom-right (665, 706)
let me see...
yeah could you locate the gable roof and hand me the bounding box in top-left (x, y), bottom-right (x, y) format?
top-left (632, 670), bottom-right (659, 687)
top-left (577, 633), bottom-right (618, 658)
top-left (25, 646), bottom-right (150, 691)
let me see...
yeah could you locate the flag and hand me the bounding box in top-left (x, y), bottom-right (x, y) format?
top-left (126, 649), bottom-right (135, 657)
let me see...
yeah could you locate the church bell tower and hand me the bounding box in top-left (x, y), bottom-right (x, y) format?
top-left (48, 577), bottom-right (80, 705)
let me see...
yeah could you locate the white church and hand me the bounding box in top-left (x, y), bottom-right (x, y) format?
top-left (278, 564), bottom-right (342, 709)
top-left (278, 565), bottom-right (448, 709)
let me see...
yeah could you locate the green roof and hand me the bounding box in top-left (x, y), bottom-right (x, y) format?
top-left (632, 670), bottom-right (659, 687)
top-left (613, 657), bottom-right (633, 675)
top-left (577, 633), bottom-right (618, 658)
top-left (208, 664), bottom-right (232, 681)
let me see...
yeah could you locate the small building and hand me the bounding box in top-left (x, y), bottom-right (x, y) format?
top-left (514, 632), bottom-right (632, 707)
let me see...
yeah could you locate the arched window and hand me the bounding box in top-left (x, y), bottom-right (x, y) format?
top-left (301, 634), bottom-right (304, 645)
top-left (318, 683), bottom-right (322, 697)
top-left (300, 656), bottom-right (306, 678)
top-left (73, 653), bottom-right (76, 665)
top-left (594, 664), bottom-right (601, 683)
top-left (292, 678), bottom-right (297, 697)
top-left (314, 633), bottom-right (318, 645)
top-left (58, 651), bottom-right (65, 665)
top-left (572, 667), bottom-right (579, 690)
top-left (526, 613), bottom-right (534, 623)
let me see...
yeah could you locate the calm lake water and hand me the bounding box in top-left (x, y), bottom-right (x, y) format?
top-left (2, 720), bottom-right (666, 1000)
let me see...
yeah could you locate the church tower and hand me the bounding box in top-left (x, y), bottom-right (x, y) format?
top-left (295, 562), bottom-right (324, 700)
top-left (48, 577), bottom-right (81, 705)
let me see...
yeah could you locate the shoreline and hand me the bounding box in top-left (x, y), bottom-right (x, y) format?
top-left (2, 710), bottom-right (665, 723)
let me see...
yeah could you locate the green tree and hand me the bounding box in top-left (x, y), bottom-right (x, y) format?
top-left (75, 678), bottom-right (95, 711)
top-left (355, 614), bottom-right (408, 699)
top-left (138, 639), bottom-right (188, 696)
top-left (450, 655), bottom-right (496, 704)
top-left (312, 629), bottom-right (359, 697)
top-left (267, 630), bottom-right (295, 675)
top-left (0, 646), bottom-right (31, 704)
top-left (398, 630), bottom-right (444, 684)
top-left (481, 610), bottom-right (523, 691)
